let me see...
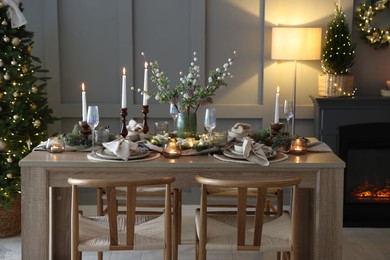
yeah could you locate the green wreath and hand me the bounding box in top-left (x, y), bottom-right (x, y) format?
top-left (356, 0), bottom-right (390, 49)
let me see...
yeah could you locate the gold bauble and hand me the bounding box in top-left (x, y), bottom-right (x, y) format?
top-left (22, 66), bottom-right (28, 73)
top-left (31, 86), bottom-right (38, 93)
top-left (33, 119), bottom-right (41, 128)
top-left (11, 37), bottom-right (21, 46)
top-left (13, 115), bottom-right (19, 120)
top-left (0, 140), bottom-right (6, 151)
top-left (31, 103), bottom-right (37, 110)
top-left (7, 156), bottom-right (13, 163)
top-left (4, 73), bottom-right (10, 80)
top-left (3, 35), bottom-right (9, 42)
top-left (27, 46), bottom-right (33, 52)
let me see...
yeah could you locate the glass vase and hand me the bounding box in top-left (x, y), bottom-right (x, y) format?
top-left (176, 111), bottom-right (197, 138)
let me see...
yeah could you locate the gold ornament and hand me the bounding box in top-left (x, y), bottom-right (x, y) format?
top-left (3, 73), bottom-right (10, 80)
top-left (7, 156), bottom-right (13, 163)
top-left (22, 66), bottom-right (28, 73)
top-left (31, 103), bottom-right (37, 110)
top-left (11, 37), bottom-right (21, 46)
top-left (13, 115), bottom-right (19, 120)
top-left (6, 173), bottom-right (13, 178)
top-left (3, 35), bottom-right (9, 42)
top-left (31, 86), bottom-right (38, 93)
top-left (13, 91), bottom-right (18, 97)
top-left (27, 46), bottom-right (32, 52)
top-left (1, 20), bottom-right (7, 26)
top-left (0, 140), bottom-right (6, 151)
top-left (11, 60), bottom-right (17, 66)
top-left (33, 119), bottom-right (41, 128)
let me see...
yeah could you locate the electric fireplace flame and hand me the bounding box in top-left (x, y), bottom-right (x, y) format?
top-left (352, 179), bottom-right (390, 201)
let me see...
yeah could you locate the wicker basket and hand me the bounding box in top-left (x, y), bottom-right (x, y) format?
top-left (318, 74), bottom-right (355, 97)
top-left (0, 194), bottom-right (21, 237)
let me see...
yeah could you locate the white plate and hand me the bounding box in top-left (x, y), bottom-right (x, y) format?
top-left (223, 148), bottom-right (277, 160)
top-left (95, 148), bottom-right (150, 160)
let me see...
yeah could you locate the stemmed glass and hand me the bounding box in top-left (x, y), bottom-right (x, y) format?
top-left (283, 100), bottom-right (294, 134)
top-left (87, 105), bottom-right (100, 155)
top-left (170, 103), bottom-right (178, 132)
top-left (204, 108), bottom-right (216, 150)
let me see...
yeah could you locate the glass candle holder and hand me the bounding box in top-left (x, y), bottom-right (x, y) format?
top-left (163, 141), bottom-right (181, 159)
top-left (46, 136), bottom-right (65, 153)
top-left (289, 138), bottom-right (308, 155)
top-left (212, 131), bottom-right (228, 148)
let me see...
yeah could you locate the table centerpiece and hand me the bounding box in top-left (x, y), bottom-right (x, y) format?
top-left (148, 51), bottom-right (237, 137)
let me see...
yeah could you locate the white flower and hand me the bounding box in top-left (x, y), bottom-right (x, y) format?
top-left (194, 57), bottom-right (198, 62)
top-left (183, 93), bottom-right (189, 99)
top-left (208, 77), bottom-right (213, 83)
top-left (193, 79), bottom-right (197, 85)
top-left (191, 62), bottom-right (194, 66)
top-left (193, 51), bottom-right (197, 55)
top-left (137, 88), bottom-right (141, 92)
top-left (179, 71), bottom-right (183, 75)
top-left (188, 73), bottom-right (193, 79)
top-left (156, 73), bottom-right (161, 78)
top-left (216, 68), bottom-right (221, 73)
top-left (155, 95), bottom-right (160, 100)
top-left (228, 58), bottom-right (232, 62)
top-left (223, 63), bottom-right (229, 69)
top-left (217, 76), bottom-right (221, 80)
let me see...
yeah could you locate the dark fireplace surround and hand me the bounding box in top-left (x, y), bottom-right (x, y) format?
top-left (312, 97), bottom-right (390, 227)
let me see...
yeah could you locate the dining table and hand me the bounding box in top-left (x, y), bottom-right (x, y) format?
top-left (19, 140), bottom-right (345, 260)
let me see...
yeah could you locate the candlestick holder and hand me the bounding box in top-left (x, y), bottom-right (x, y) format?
top-left (79, 121), bottom-right (92, 137)
top-left (142, 105), bottom-right (149, 134)
top-left (270, 122), bottom-right (284, 136)
top-left (120, 108), bottom-right (129, 138)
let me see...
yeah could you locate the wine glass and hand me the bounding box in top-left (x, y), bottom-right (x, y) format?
top-left (170, 103), bottom-right (179, 132)
top-left (283, 100), bottom-right (294, 134)
top-left (204, 108), bottom-right (216, 149)
top-left (87, 105), bottom-right (100, 154)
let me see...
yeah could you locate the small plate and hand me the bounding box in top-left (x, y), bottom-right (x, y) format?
top-left (95, 148), bottom-right (150, 160)
top-left (223, 148), bottom-right (277, 160)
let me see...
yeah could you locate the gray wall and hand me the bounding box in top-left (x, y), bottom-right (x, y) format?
top-left (21, 0), bottom-right (390, 204)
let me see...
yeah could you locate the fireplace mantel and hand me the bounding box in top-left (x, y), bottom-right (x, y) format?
top-left (311, 96), bottom-right (390, 154)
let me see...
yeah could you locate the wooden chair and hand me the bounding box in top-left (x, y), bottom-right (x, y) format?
top-left (68, 177), bottom-right (177, 260)
top-left (194, 175), bottom-right (301, 260)
top-left (96, 186), bottom-right (182, 256)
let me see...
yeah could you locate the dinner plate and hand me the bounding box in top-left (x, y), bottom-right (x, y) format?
top-left (223, 148), bottom-right (277, 160)
top-left (95, 148), bottom-right (150, 160)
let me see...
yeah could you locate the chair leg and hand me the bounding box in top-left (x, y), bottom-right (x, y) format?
top-left (195, 227), bottom-right (199, 260)
top-left (98, 252), bottom-right (103, 260)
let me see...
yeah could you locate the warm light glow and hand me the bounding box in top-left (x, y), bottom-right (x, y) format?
top-left (144, 62), bottom-right (148, 69)
top-left (271, 27), bottom-right (322, 61)
top-left (81, 82), bottom-right (85, 91)
top-left (122, 67), bottom-right (126, 75)
top-left (277, 86), bottom-right (280, 93)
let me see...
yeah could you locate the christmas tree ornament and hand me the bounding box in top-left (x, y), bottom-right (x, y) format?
top-left (13, 115), bottom-right (19, 120)
top-left (27, 45), bottom-right (32, 52)
top-left (3, 35), bottom-right (9, 42)
top-left (6, 157), bottom-right (12, 163)
top-left (0, 59), bottom-right (3, 67)
top-left (13, 91), bottom-right (18, 97)
top-left (11, 59), bottom-right (17, 65)
top-left (31, 103), bottom-right (37, 110)
top-left (3, 72), bottom-right (10, 80)
top-left (31, 86), bottom-right (38, 93)
top-left (33, 119), bottom-right (41, 128)
top-left (22, 66), bottom-right (28, 73)
top-left (6, 173), bottom-right (12, 179)
top-left (0, 140), bottom-right (6, 150)
top-left (11, 37), bottom-right (20, 46)
top-left (1, 20), bottom-right (7, 26)
top-left (0, 92), bottom-right (3, 98)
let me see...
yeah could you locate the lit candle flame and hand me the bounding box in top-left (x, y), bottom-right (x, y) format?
top-left (82, 82), bottom-right (85, 91)
top-left (144, 61), bottom-right (148, 69)
top-left (122, 67), bottom-right (126, 75)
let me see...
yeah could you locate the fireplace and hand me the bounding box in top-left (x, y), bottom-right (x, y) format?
top-left (339, 123), bottom-right (390, 227)
top-left (312, 96), bottom-right (390, 227)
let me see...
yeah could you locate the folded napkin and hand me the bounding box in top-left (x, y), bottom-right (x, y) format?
top-left (242, 137), bottom-right (269, 166)
top-left (127, 119), bottom-right (144, 132)
top-left (102, 138), bottom-right (139, 160)
top-left (228, 123), bottom-right (254, 142)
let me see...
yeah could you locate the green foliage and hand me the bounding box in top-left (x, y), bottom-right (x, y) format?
top-left (0, 3), bottom-right (56, 208)
top-left (321, 4), bottom-right (356, 74)
top-left (149, 51), bottom-right (236, 113)
top-left (252, 129), bottom-right (294, 150)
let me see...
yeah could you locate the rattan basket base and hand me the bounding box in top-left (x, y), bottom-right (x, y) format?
top-left (0, 195), bottom-right (21, 238)
top-left (318, 74), bottom-right (355, 97)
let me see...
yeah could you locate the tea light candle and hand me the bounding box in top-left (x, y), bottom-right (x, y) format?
top-left (186, 137), bottom-right (195, 148)
top-left (46, 137), bottom-right (65, 153)
top-left (289, 138), bottom-right (308, 155)
top-left (163, 141), bottom-right (181, 158)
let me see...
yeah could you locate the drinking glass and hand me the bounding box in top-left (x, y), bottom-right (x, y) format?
top-left (283, 100), bottom-right (294, 133)
top-left (170, 103), bottom-right (179, 131)
top-left (204, 108), bottom-right (216, 147)
top-left (87, 105), bottom-right (100, 154)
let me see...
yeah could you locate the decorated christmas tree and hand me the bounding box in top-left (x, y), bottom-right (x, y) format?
top-left (0, 2), bottom-right (55, 208)
top-left (321, 4), bottom-right (355, 74)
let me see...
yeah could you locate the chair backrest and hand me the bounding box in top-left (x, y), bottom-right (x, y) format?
top-left (68, 177), bottom-right (175, 252)
top-left (195, 175), bottom-right (301, 250)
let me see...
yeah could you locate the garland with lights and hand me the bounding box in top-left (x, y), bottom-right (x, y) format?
top-left (356, 0), bottom-right (390, 49)
top-left (0, 2), bottom-right (55, 208)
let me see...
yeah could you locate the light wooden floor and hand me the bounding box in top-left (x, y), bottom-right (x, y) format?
top-left (0, 206), bottom-right (389, 260)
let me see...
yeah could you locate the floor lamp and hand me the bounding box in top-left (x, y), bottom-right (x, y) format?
top-left (271, 27), bottom-right (322, 135)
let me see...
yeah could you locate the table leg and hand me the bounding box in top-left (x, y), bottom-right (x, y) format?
top-left (21, 167), bottom-right (49, 260)
top-left (313, 168), bottom-right (344, 260)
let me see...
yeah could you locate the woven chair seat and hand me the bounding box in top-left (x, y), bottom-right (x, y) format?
top-left (206, 187), bottom-right (279, 198)
top-left (195, 211), bottom-right (291, 252)
top-left (78, 214), bottom-right (167, 252)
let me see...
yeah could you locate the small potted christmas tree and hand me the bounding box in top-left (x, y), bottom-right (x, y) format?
top-left (0, 2), bottom-right (55, 237)
top-left (318, 4), bottom-right (356, 97)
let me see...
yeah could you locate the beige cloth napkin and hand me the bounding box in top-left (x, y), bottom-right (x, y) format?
top-left (307, 141), bottom-right (332, 152)
top-left (242, 137), bottom-right (269, 166)
top-left (102, 138), bottom-right (139, 160)
top-left (228, 123), bottom-right (254, 142)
